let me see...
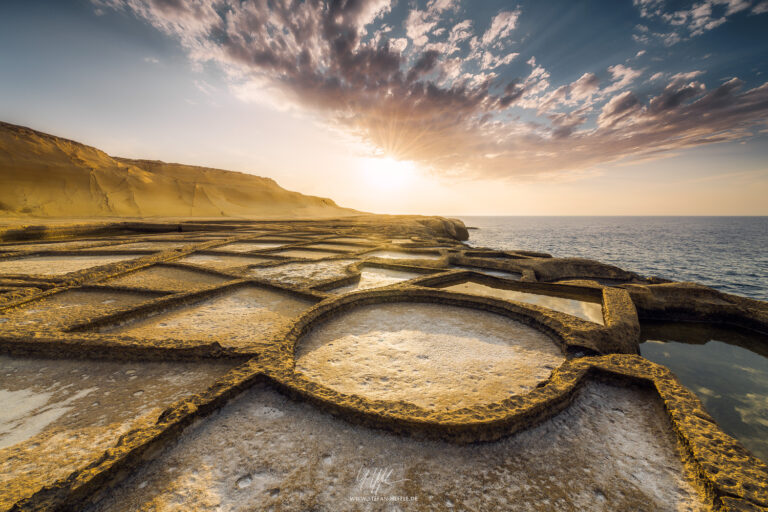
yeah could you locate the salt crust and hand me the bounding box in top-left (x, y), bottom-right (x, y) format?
top-left (109, 286), bottom-right (314, 349)
top-left (443, 281), bottom-right (605, 324)
top-left (0, 255), bottom-right (140, 276)
top-left (251, 259), bottom-right (357, 285)
top-left (295, 303), bottom-right (565, 410)
top-left (89, 382), bottom-right (705, 512)
top-left (105, 265), bottom-right (230, 292)
top-left (0, 356), bottom-right (233, 510)
top-left (331, 267), bottom-right (423, 293)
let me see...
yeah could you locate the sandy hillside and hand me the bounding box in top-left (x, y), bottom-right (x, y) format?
top-left (0, 122), bottom-right (356, 218)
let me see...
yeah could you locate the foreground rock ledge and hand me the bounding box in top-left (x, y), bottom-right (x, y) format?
top-left (0, 217), bottom-right (765, 512)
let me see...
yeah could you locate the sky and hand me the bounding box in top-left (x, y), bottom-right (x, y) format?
top-left (1, 0), bottom-right (767, 215)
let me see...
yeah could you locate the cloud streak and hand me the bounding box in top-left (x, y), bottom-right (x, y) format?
top-left (96, 0), bottom-right (768, 180)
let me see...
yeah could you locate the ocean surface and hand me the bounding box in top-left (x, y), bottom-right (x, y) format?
top-left (460, 216), bottom-right (767, 301)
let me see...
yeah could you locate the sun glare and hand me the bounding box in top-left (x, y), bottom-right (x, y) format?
top-left (360, 157), bottom-right (416, 191)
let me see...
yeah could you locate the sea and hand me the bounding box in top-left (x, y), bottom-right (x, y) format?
top-left (459, 216), bottom-right (768, 462)
top-left (460, 216), bottom-right (768, 301)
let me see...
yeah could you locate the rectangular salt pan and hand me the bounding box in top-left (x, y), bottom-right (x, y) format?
top-left (452, 265), bottom-right (522, 279)
top-left (326, 237), bottom-right (377, 244)
top-left (250, 259), bottom-right (357, 285)
top-left (272, 249), bottom-right (347, 260)
top-left (0, 255), bottom-right (141, 276)
top-left (363, 250), bottom-right (442, 260)
top-left (179, 254), bottom-right (275, 270)
top-left (90, 242), bottom-right (189, 251)
top-left (304, 243), bottom-right (370, 252)
top-left (0, 240), bottom-right (111, 252)
top-left (0, 356), bottom-right (234, 510)
top-left (442, 281), bottom-right (604, 324)
top-left (107, 286), bottom-right (314, 349)
top-left (331, 267), bottom-right (423, 293)
top-left (104, 266), bottom-right (231, 292)
top-left (0, 289), bottom-right (157, 331)
top-left (214, 242), bottom-right (288, 252)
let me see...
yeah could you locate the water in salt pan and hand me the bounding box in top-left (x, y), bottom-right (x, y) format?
top-left (0, 356), bottom-right (234, 510)
top-left (295, 303), bottom-right (564, 410)
top-left (452, 265), bottom-right (522, 280)
top-left (104, 265), bottom-right (231, 293)
top-left (89, 382), bottom-right (705, 512)
top-left (442, 281), bottom-right (604, 324)
top-left (250, 259), bottom-right (356, 286)
top-left (271, 249), bottom-right (347, 259)
top-left (0, 289), bottom-right (158, 331)
top-left (641, 321), bottom-right (768, 463)
top-left (179, 253), bottom-right (275, 272)
top-left (108, 286), bottom-right (315, 349)
top-left (363, 250), bottom-right (442, 260)
top-left (0, 255), bottom-right (141, 276)
top-left (330, 267), bottom-right (423, 293)
top-left (213, 242), bottom-right (288, 252)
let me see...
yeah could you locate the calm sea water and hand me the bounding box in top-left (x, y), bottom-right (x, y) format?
top-left (460, 216), bottom-right (768, 300)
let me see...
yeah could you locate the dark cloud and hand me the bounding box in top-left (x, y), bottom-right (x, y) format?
top-left (98, 0), bottom-right (768, 179)
top-left (407, 50), bottom-right (440, 82)
top-left (598, 91), bottom-right (641, 127)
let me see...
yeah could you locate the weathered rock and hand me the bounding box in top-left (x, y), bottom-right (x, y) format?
top-left (0, 218), bottom-right (765, 512)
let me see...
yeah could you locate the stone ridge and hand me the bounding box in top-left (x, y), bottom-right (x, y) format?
top-left (0, 218), bottom-right (766, 511)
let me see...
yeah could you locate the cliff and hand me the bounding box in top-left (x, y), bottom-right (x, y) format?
top-left (0, 122), bottom-right (356, 219)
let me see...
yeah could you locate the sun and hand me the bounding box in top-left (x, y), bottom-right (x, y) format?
top-left (359, 157), bottom-right (416, 192)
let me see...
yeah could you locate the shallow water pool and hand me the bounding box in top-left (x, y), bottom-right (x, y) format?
top-left (640, 321), bottom-right (768, 463)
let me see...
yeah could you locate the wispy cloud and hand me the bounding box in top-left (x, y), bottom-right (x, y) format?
top-left (96, 0), bottom-right (768, 180)
top-left (753, 0), bottom-right (768, 13)
top-left (633, 0), bottom-right (756, 46)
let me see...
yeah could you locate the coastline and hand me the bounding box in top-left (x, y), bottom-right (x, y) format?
top-left (0, 216), bottom-right (765, 511)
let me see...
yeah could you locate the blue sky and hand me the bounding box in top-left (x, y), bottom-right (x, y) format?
top-left (1, 0), bottom-right (767, 214)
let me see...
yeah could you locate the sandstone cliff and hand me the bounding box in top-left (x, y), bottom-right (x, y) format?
top-left (0, 122), bottom-right (355, 219)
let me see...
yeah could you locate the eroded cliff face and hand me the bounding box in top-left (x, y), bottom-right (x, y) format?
top-left (0, 122), bottom-right (356, 219)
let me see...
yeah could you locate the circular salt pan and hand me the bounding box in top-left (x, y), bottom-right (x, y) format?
top-left (295, 303), bottom-right (565, 410)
